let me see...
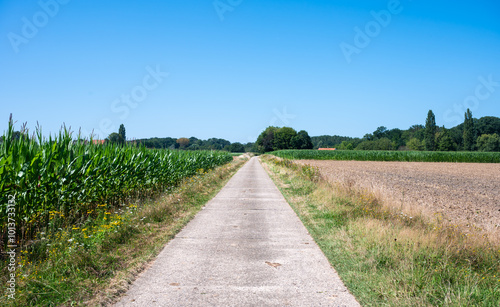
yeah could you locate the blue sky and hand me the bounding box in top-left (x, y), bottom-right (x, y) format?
top-left (1, 0), bottom-right (499, 143)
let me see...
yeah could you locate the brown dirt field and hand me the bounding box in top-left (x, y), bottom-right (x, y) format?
top-left (296, 160), bottom-right (500, 239)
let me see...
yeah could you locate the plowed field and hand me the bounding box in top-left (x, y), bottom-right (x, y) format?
top-left (297, 160), bottom-right (500, 239)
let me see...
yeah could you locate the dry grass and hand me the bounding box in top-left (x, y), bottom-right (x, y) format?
top-left (261, 156), bottom-right (500, 306)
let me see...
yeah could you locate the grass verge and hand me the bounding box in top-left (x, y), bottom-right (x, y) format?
top-left (1, 156), bottom-right (248, 306)
top-left (260, 155), bottom-right (500, 306)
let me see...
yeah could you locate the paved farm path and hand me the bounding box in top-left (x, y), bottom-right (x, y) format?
top-left (114, 157), bottom-right (359, 306)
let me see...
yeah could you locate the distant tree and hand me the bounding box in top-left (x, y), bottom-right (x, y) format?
top-left (476, 134), bottom-right (500, 152)
top-left (424, 110), bottom-right (436, 151)
top-left (118, 124), bottom-right (126, 144)
top-left (273, 127), bottom-right (297, 150)
top-left (256, 126), bottom-right (278, 153)
top-left (176, 137), bottom-right (190, 149)
top-left (448, 124), bottom-right (464, 150)
top-left (189, 137), bottom-right (201, 146)
top-left (402, 124), bottom-right (425, 144)
top-left (463, 108), bottom-right (477, 151)
top-left (356, 138), bottom-right (392, 150)
top-left (244, 142), bottom-right (256, 152)
top-left (340, 141), bottom-right (354, 150)
top-left (291, 130), bottom-right (313, 149)
top-left (407, 138), bottom-right (424, 151)
top-left (229, 142), bottom-right (245, 152)
top-left (339, 141), bottom-right (354, 150)
top-left (355, 141), bottom-right (371, 150)
top-left (373, 126), bottom-right (388, 140)
top-left (363, 133), bottom-right (374, 141)
top-left (204, 138), bottom-right (230, 150)
top-left (211, 143), bottom-right (223, 150)
top-left (188, 144), bottom-right (201, 151)
top-left (106, 132), bottom-right (123, 144)
top-left (437, 127), bottom-right (455, 151)
top-left (476, 116), bottom-right (500, 135)
top-left (387, 128), bottom-right (404, 149)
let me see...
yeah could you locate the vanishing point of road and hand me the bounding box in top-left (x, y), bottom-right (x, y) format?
top-left (115, 157), bottom-right (360, 306)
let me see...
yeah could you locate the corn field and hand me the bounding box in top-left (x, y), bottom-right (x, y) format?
top-left (0, 119), bottom-right (232, 247)
top-left (272, 149), bottom-right (500, 163)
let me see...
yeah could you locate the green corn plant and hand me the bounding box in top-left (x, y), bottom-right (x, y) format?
top-left (0, 118), bottom-right (232, 249)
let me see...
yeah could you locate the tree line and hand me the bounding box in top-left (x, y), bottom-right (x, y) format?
top-left (94, 124), bottom-right (253, 152)
top-left (314, 110), bottom-right (500, 152)
top-left (137, 136), bottom-right (255, 152)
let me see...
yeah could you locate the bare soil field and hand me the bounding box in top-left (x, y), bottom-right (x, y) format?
top-left (297, 160), bottom-right (500, 239)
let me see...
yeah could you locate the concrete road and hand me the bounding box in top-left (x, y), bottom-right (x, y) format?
top-left (114, 157), bottom-right (360, 306)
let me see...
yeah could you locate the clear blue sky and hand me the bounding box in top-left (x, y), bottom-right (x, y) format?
top-left (1, 0), bottom-right (499, 143)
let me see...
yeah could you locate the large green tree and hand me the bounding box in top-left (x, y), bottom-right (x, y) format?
top-left (373, 126), bottom-right (388, 139)
top-left (339, 141), bottom-right (354, 150)
top-left (437, 127), bottom-right (455, 151)
top-left (256, 126), bottom-right (278, 153)
top-left (273, 127), bottom-right (297, 150)
top-left (463, 108), bottom-right (477, 151)
top-left (292, 130), bottom-right (313, 149)
top-left (402, 124), bottom-right (425, 143)
top-left (387, 128), bottom-right (404, 149)
top-left (476, 134), bottom-right (500, 152)
top-left (256, 126), bottom-right (314, 152)
top-left (228, 142), bottom-right (245, 152)
top-left (476, 116), bottom-right (500, 135)
top-left (407, 138), bottom-right (424, 151)
top-left (424, 110), bottom-right (436, 151)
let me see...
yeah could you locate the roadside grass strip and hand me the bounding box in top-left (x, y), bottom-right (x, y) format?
top-left (261, 156), bottom-right (500, 306)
